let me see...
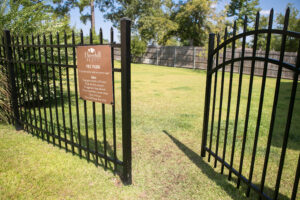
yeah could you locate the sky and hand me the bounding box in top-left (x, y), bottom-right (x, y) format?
top-left (69, 0), bottom-right (300, 42)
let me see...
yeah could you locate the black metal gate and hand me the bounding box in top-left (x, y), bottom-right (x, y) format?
top-left (201, 9), bottom-right (299, 200)
top-left (0, 18), bottom-right (132, 183)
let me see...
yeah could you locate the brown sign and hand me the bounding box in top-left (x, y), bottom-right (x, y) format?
top-left (76, 45), bottom-right (113, 104)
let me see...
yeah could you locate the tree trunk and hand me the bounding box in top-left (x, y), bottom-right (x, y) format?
top-left (91, 0), bottom-right (95, 33)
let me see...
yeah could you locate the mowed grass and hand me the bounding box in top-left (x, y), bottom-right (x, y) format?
top-left (0, 62), bottom-right (299, 199)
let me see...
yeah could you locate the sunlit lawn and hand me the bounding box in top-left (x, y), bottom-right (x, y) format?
top-left (0, 62), bottom-right (299, 199)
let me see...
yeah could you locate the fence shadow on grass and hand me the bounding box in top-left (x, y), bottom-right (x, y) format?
top-left (162, 130), bottom-right (289, 200)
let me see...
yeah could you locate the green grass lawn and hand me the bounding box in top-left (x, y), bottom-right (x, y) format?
top-left (0, 62), bottom-right (299, 199)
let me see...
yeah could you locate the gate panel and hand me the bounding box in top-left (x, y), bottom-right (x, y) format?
top-left (1, 18), bottom-right (132, 183)
top-left (201, 8), bottom-right (300, 200)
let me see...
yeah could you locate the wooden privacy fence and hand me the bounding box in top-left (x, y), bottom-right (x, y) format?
top-left (201, 9), bottom-right (299, 200)
top-left (0, 18), bottom-right (132, 183)
top-left (114, 45), bottom-right (298, 79)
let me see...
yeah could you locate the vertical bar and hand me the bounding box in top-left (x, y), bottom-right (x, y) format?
top-left (93, 101), bottom-right (98, 165)
top-left (37, 35), bottom-right (48, 139)
top-left (26, 36), bottom-right (38, 134)
top-left (72, 30), bottom-right (82, 157)
top-left (50, 33), bottom-right (59, 146)
top-left (81, 30), bottom-right (90, 161)
top-left (57, 32), bottom-right (67, 150)
top-left (156, 47), bottom-right (159, 66)
top-left (18, 37), bottom-right (28, 129)
top-left (31, 35), bottom-right (43, 136)
top-left (43, 34), bottom-right (54, 143)
top-left (247, 11), bottom-right (266, 196)
top-left (102, 102), bottom-right (107, 168)
top-left (64, 31), bottom-right (74, 154)
top-left (174, 47), bottom-right (176, 67)
top-left (201, 33), bottom-right (215, 157)
top-left (15, 37), bottom-right (28, 130)
top-left (274, 54), bottom-right (298, 199)
top-left (251, 9), bottom-right (272, 197)
top-left (99, 28), bottom-right (108, 168)
top-left (90, 29), bottom-right (98, 165)
top-left (4, 30), bottom-right (21, 129)
top-left (291, 154), bottom-right (300, 200)
top-left (11, 36), bottom-right (23, 126)
top-left (10, 36), bottom-right (22, 126)
top-left (193, 46), bottom-right (195, 69)
top-left (22, 36), bottom-right (34, 133)
top-left (215, 28), bottom-right (228, 168)
top-left (260, 8), bottom-right (287, 196)
top-left (274, 11), bottom-right (297, 199)
top-left (221, 21), bottom-right (237, 174)
top-left (0, 37), bottom-right (2, 64)
top-left (208, 34), bottom-right (219, 162)
top-left (111, 27), bottom-right (118, 171)
top-left (84, 92), bottom-right (89, 159)
top-left (121, 18), bottom-right (132, 184)
top-left (237, 12), bottom-right (260, 189)
top-left (229, 15), bottom-right (247, 180)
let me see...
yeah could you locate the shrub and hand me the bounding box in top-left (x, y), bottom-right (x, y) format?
top-left (131, 35), bottom-right (147, 63)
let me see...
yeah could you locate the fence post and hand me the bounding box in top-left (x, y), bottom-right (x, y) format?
top-left (193, 46), bottom-right (196, 69)
top-left (174, 46), bottom-right (176, 67)
top-left (201, 33), bottom-right (215, 157)
top-left (156, 46), bottom-right (159, 66)
top-left (120, 18), bottom-right (132, 184)
top-left (4, 30), bottom-right (21, 130)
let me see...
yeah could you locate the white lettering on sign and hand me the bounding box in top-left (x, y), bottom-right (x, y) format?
top-left (84, 47), bottom-right (102, 62)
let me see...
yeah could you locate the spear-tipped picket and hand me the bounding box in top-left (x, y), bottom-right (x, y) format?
top-left (72, 29), bottom-right (82, 157)
top-left (214, 27), bottom-right (227, 168)
top-left (208, 33), bottom-right (220, 163)
top-left (100, 28), bottom-right (103, 44)
top-left (221, 20), bottom-right (236, 175)
top-left (273, 7), bottom-right (291, 200)
top-left (259, 8), bottom-right (274, 199)
top-left (237, 11), bottom-right (260, 190)
top-left (229, 16), bottom-right (247, 181)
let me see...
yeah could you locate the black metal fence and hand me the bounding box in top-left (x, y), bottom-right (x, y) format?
top-left (0, 18), bottom-right (132, 183)
top-left (201, 9), bottom-right (299, 200)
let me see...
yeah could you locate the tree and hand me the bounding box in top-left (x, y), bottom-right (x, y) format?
top-left (138, 11), bottom-right (178, 45)
top-left (272, 4), bottom-right (300, 52)
top-left (131, 35), bottom-right (147, 63)
top-left (171, 0), bottom-right (216, 46)
top-left (226, 0), bottom-right (261, 29)
top-left (0, 0), bottom-right (69, 36)
top-left (256, 15), bottom-right (269, 50)
top-left (53, 0), bottom-right (112, 33)
top-left (104, 0), bottom-right (176, 45)
top-left (0, 0), bottom-right (70, 105)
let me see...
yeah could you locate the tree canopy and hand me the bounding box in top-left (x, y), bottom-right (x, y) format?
top-left (171, 0), bottom-right (218, 46)
top-left (0, 0), bottom-right (69, 36)
top-left (273, 4), bottom-right (300, 52)
top-left (226, 0), bottom-right (260, 29)
top-left (2, 0), bottom-right (300, 52)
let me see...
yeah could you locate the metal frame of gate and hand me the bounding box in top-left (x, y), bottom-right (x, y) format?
top-left (201, 8), bottom-right (299, 200)
top-left (1, 18), bottom-right (132, 184)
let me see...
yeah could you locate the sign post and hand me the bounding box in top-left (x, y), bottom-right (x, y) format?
top-left (121, 18), bottom-right (132, 185)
